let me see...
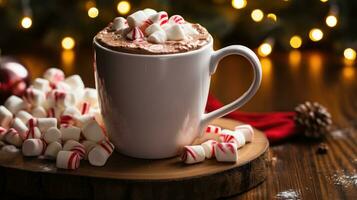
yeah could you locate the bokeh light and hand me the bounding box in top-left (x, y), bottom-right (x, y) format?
top-left (251, 9), bottom-right (264, 22)
top-left (267, 13), bottom-right (277, 22)
top-left (21, 17), bottom-right (32, 29)
top-left (344, 48), bottom-right (356, 61)
top-left (88, 7), bottom-right (99, 18)
top-left (290, 35), bottom-right (302, 49)
top-left (325, 15), bottom-right (337, 27)
top-left (258, 43), bottom-right (272, 57)
top-left (231, 0), bottom-right (247, 9)
top-left (117, 1), bottom-right (131, 15)
top-left (309, 28), bottom-right (323, 42)
top-left (320, 0), bottom-right (328, 2)
top-left (61, 37), bottom-right (76, 50)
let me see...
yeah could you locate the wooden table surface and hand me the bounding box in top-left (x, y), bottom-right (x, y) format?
top-left (7, 48), bottom-right (357, 199)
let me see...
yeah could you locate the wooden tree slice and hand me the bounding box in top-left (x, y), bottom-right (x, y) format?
top-left (0, 118), bottom-right (269, 199)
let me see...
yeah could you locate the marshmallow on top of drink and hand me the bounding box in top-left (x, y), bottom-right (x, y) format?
top-left (95, 8), bottom-right (211, 54)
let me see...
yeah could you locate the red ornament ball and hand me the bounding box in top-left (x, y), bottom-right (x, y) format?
top-left (0, 56), bottom-right (30, 103)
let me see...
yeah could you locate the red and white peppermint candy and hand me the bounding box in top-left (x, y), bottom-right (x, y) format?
top-left (47, 89), bottom-right (76, 108)
top-left (25, 126), bottom-right (41, 140)
top-left (219, 133), bottom-right (237, 144)
top-left (148, 11), bottom-right (168, 26)
top-left (4, 128), bottom-right (23, 147)
top-left (43, 68), bottom-right (65, 84)
top-left (214, 143), bottom-right (238, 162)
top-left (88, 140), bottom-right (114, 166)
top-left (126, 27), bottom-right (145, 40)
top-left (181, 145), bottom-right (205, 164)
top-left (56, 151), bottom-right (80, 170)
top-left (71, 145), bottom-right (86, 159)
top-left (169, 15), bottom-right (184, 24)
top-left (205, 125), bottom-right (221, 134)
top-left (200, 139), bottom-right (217, 159)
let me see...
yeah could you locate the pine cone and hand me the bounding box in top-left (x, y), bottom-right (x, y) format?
top-left (294, 101), bottom-right (332, 138)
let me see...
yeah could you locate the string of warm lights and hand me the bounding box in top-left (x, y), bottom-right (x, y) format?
top-left (10, 0), bottom-right (357, 63)
top-left (229, 0), bottom-right (356, 62)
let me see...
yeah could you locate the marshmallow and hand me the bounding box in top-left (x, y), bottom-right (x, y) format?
top-left (60, 125), bottom-right (81, 141)
top-left (11, 118), bottom-right (29, 139)
top-left (143, 8), bottom-right (157, 17)
top-left (43, 68), bottom-right (65, 83)
top-left (37, 118), bottom-right (57, 133)
top-left (15, 110), bottom-right (33, 124)
top-left (44, 141), bottom-right (62, 159)
top-left (23, 88), bottom-right (46, 107)
top-left (165, 24), bottom-right (186, 41)
top-left (235, 125), bottom-right (254, 142)
top-left (145, 23), bottom-right (164, 36)
top-left (88, 140), bottom-right (114, 166)
top-left (82, 119), bottom-right (105, 142)
top-left (64, 75), bottom-right (85, 92)
top-left (55, 81), bottom-right (72, 91)
top-left (149, 11), bottom-right (168, 26)
top-left (206, 125), bottom-right (221, 134)
top-left (215, 143), bottom-right (238, 162)
top-left (220, 129), bottom-right (245, 148)
top-left (181, 23), bottom-right (199, 36)
top-left (0, 106), bottom-right (13, 128)
top-left (169, 15), bottom-right (185, 24)
top-left (60, 106), bottom-right (80, 124)
top-left (81, 140), bottom-right (96, 160)
top-left (63, 140), bottom-right (83, 151)
top-left (1, 145), bottom-right (19, 153)
top-left (43, 127), bottom-right (61, 143)
top-left (0, 127), bottom-right (6, 140)
top-left (81, 88), bottom-right (98, 108)
top-left (90, 108), bottom-right (104, 126)
top-left (126, 27), bottom-right (145, 40)
top-left (25, 126), bottom-right (42, 139)
top-left (4, 95), bottom-right (26, 114)
top-left (112, 17), bottom-right (128, 31)
top-left (32, 78), bottom-right (51, 92)
top-left (75, 114), bottom-right (95, 128)
top-left (22, 139), bottom-right (46, 156)
top-left (201, 140), bottom-right (218, 159)
top-left (4, 128), bottom-right (23, 147)
top-left (181, 145), bottom-right (206, 164)
top-left (127, 11), bottom-right (148, 28)
top-left (56, 151), bottom-right (80, 170)
top-left (148, 31), bottom-right (167, 44)
top-left (47, 90), bottom-right (76, 109)
top-left (31, 106), bottom-right (47, 118)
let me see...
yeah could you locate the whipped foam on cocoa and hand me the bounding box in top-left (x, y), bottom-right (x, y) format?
top-left (95, 8), bottom-right (211, 55)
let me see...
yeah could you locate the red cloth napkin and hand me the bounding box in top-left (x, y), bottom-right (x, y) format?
top-left (205, 95), bottom-right (298, 143)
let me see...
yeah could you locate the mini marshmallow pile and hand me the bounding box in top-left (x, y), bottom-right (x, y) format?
top-left (181, 125), bottom-right (254, 164)
top-left (111, 8), bottom-right (199, 44)
top-left (0, 68), bottom-right (114, 170)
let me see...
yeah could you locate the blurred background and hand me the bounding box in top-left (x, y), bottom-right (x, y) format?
top-left (0, 0), bottom-right (356, 115)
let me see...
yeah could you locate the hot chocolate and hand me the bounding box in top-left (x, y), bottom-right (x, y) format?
top-left (95, 8), bottom-right (211, 55)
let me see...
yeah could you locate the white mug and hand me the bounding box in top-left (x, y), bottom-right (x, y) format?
top-left (94, 39), bottom-right (262, 159)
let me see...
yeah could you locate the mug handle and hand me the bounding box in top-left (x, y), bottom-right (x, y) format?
top-left (200, 45), bottom-right (262, 129)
